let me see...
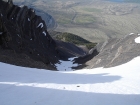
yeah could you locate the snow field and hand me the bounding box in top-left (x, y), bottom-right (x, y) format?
top-left (0, 56), bottom-right (140, 105)
top-left (0, 33), bottom-right (140, 105)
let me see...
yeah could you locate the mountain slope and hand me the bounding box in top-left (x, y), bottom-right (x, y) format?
top-left (75, 33), bottom-right (140, 69)
top-left (0, 56), bottom-right (140, 105)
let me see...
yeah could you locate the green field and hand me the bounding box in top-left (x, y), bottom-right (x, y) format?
top-left (14, 0), bottom-right (140, 43)
top-left (75, 14), bottom-right (96, 24)
top-left (50, 31), bottom-right (97, 50)
top-left (82, 8), bottom-right (102, 13)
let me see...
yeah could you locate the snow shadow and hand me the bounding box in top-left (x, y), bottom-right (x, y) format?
top-left (0, 71), bottom-right (121, 84)
top-left (41, 73), bottom-right (121, 84)
top-left (0, 85), bottom-right (140, 105)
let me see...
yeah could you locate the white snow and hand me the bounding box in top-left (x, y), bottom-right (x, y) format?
top-left (20, 5), bottom-right (24, 8)
top-left (31, 9), bottom-right (35, 13)
top-left (37, 23), bottom-right (43, 28)
top-left (42, 31), bottom-right (46, 36)
top-left (138, 33), bottom-right (140, 36)
top-left (0, 56), bottom-right (140, 105)
top-left (135, 36), bottom-right (140, 43)
top-left (129, 33), bottom-right (134, 35)
top-left (55, 57), bottom-right (80, 71)
top-left (28, 18), bottom-right (30, 21)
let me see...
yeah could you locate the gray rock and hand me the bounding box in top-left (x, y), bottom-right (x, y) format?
top-left (85, 34), bottom-right (140, 69)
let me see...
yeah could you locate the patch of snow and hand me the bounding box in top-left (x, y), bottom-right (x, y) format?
top-left (138, 33), bottom-right (140, 36)
top-left (28, 18), bottom-right (30, 21)
top-left (55, 57), bottom-right (79, 71)
top-left (31, 9), bottom-right (35, 13)
top-left (37, 23), bottom-right (43, 28)
top-left (42, 31), bottom-right (46, 36)
top-left (135, 36), bottom-right (140, 43)
top-left (129, 33), bottom-right (134, 35)
top-left (20, 5), bottom-right (24, 8)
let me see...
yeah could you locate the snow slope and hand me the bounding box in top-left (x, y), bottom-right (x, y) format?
top-left (0, 35), bottom-right (140, 105)
top-left (0, 56), bottom-right (140, 105)
top-left (135, 36), bottom-right (140, 43)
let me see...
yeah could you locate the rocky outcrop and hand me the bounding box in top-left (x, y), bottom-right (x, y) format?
top-left (84, 34), bottom-right (140, 69)
top-left (0, 0), bottom-right (86, 70)
top-left (0, 0), bottom-right (57, 65)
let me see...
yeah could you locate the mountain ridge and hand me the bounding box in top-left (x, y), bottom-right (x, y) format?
top-left (1, 0), bottom-right (140, 70)
top-left (0, 0), bottom-right (87, 70)
top-left (83, 33), bottom-right (140, 69)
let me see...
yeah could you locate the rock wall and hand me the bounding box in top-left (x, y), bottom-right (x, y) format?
top-left (85, 34), bottom-right (140, 69)
top-left (0, 0), bottom-right (59, 65)
top-left (0, 0), bottom-right (86, 70)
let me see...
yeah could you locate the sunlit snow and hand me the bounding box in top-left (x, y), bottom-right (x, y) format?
top-left (129, 33), bottom-right (134, 35)
top-left (0, 35), bottom-right (140, 105)
top-left (0, 56), bottom-right (140, 105)
top-left (135, 36), bottom-right (140, 43)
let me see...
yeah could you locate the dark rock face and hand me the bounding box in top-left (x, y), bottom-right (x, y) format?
top-left (0, 0), bottom-right (58, 65)
top-left (0, 0), bottom-right (86, 69)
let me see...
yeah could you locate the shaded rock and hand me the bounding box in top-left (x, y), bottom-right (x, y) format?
top-left (0, 0), bottom-right (86, 70)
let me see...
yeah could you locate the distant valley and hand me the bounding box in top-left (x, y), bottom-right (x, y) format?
top-left (14, 0), bottom-right (140, 43)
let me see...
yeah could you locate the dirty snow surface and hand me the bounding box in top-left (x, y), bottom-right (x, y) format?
top-left (0, 57), bottom-right (140, 105)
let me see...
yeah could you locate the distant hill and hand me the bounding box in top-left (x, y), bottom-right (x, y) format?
top-left (50, 31), bottom-right (97, 50)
